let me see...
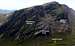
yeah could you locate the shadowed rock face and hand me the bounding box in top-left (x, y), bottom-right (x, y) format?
top-left (0, 2), bottom-right (72, 40)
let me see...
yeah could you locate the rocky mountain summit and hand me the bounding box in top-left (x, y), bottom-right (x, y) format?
top-left (0, 2), bottom-right (72, 40)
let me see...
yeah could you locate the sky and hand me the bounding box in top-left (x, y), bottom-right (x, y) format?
top-left (0, 0), bottom-right (74, 10)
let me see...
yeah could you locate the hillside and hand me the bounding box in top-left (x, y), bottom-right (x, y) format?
top-left (0, 1), bottom-right (73, 46)
top-left (0, 10), bottom-right (14, 26)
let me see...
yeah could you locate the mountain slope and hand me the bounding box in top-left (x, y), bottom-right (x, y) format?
top-left (0, 1), bottom-right (71, 41)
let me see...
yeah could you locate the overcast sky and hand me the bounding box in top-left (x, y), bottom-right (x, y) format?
top-left (0, 0), bottom-right (74, 10)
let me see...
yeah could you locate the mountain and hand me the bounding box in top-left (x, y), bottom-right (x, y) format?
top-left (0, 9), bottom-right (14, 14)
top-left (0, 9), bottom-right (14, 26)
top-left (0, 1), bottom-right (72, 41)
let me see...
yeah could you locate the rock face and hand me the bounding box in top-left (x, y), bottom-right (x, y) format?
top-left (0, 2), bottom-right (72, 40)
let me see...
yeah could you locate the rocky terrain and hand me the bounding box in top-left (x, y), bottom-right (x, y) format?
top-left (0, 1), bottom-right (71, 39)
top-left (0, 1), bottom-right (74, 46)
